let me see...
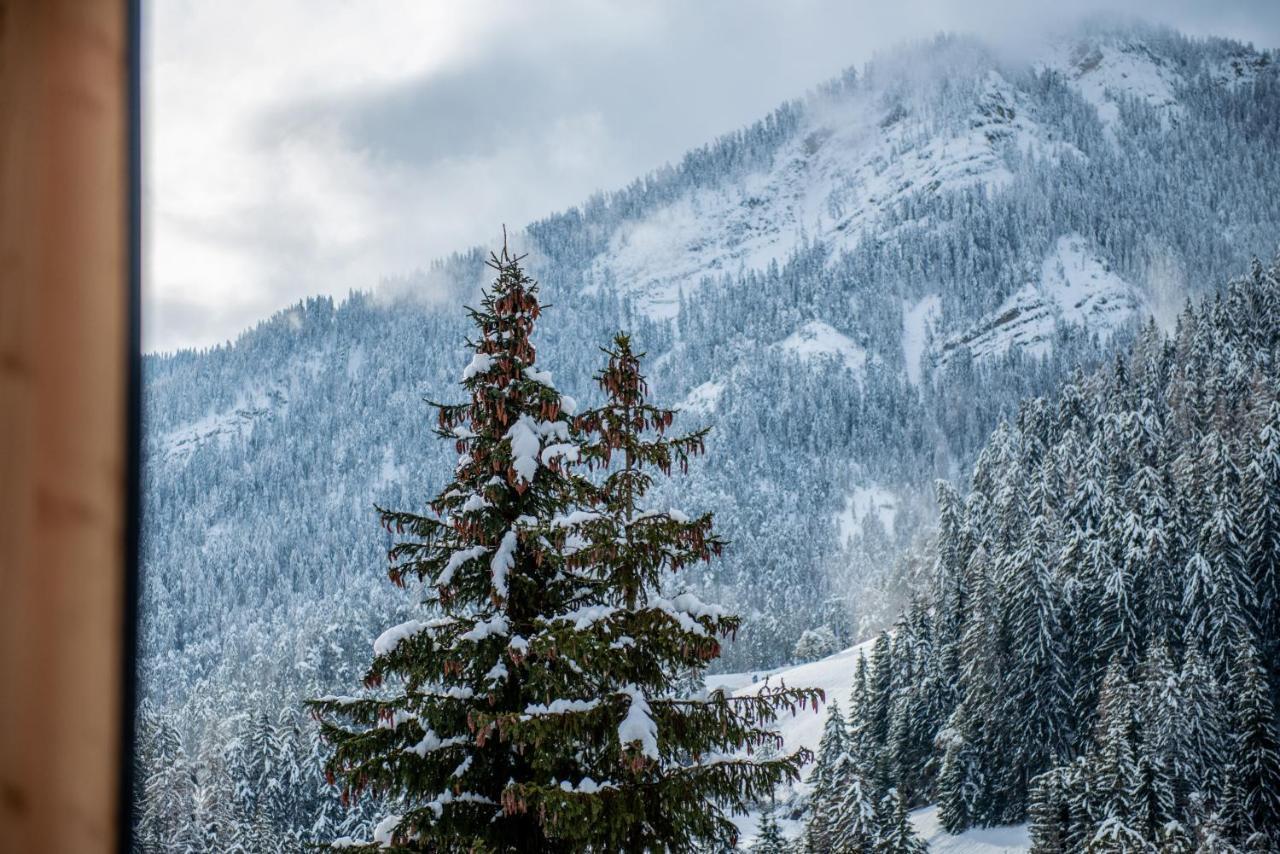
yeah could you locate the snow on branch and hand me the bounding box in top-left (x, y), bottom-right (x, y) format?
top-left (491, 529), bottom-right (517, 598)
top-left (461, 352), bottom-right (493, 381)
top-left (618, 684), bottom-right (660, 760)
top-left (437, 545), bottom-right (488, 587)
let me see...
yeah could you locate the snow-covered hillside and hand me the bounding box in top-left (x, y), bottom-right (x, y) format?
top-left (585, 57), bottom-right (1069, 322)
top-left (777, 320), bottom-right (870, 376)
top-left (725, 639), bottom-right (878, 758)
top-left (722, 641), bottom-right (1030, 851)
top-left (939, 234), bottom-right (1143, 367)
top-left (910, 808), bottom-right (1029, 854)
top-left (570, 24), bottom-right (1258, 373)
top-left (1044, 36), bottom-right (1184, 133)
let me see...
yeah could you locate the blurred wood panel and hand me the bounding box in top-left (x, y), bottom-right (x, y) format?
top-left (0, 1), bottom-right (129, 852)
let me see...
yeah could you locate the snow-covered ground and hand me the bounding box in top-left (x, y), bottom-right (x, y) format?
top-left (158, 386), bottom-right (286, 461)
top-left (720, 642), bottom-right (1030, 851)
top-left (902, 294), bottom-right (941, 386)
top-left (834, 485), bottom-right (898, 547)
top-left (941, 235), bottom-right (1142, 366)
top-left (733, 804), bottom-right (1029, 853)
top-left (911, 806), bottom-right (1029, 853)
top-left (729, 638), bottom-right (875, 763)
top-left (776, 320), bottom-right (869, 376)
top-left (1043, 36), bottom-right (1183, 134)
top-left (680, 379), bottom-right (726, 414)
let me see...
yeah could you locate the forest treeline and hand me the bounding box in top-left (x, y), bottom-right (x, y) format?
top-left (802, 257), bottom-right (1280, 852)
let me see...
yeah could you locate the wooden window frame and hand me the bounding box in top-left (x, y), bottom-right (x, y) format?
top-left (0, 2), bottom-right (141, 851)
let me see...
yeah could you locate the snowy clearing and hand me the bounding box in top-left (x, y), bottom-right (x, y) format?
top-left (680, 379), bottom-right (725, 414)
top-left (941, 235), bottom-right (1141, 366)
top-left (776, 320), bottom-right (869, 376)
top-left (902, 294), bottom-right (941, 385)
top-left (834, 484), bottom-right (899, 545)
top-left (725, 642), bottom-right (1030, 851)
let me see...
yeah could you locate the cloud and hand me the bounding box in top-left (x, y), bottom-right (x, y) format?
top-left (144, 0), bottom-right (1280, 352)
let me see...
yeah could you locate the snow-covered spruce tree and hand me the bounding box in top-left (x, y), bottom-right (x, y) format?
top-left (491, 333), bottom-right (821, 851)
top-left (309, 247), bottom-right (589, 852)
top-left (1243, 401), bottom-right (1280, 695)
top-left (803, 701), bottom-right (849, 853)
top-left (1027, 766), bottom-right (1070, 853)
top-left (827, 761), bottom-right (880, 853)
top-left (309, 269), bottom-right (818, 852)
top-left (801, 690), bottom-right (927, 853)
top-left (1228, 633), bottom-right (1280, 848)
top-left (752, 800), bottom-right (790, 854)
top-left (876, 787), bottom-right (927, 854)
top-left (137, 710), bottom-right (194, 853)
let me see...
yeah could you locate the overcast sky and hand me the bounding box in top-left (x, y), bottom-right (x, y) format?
top-left (143, 0), bottom-right (1280, 352)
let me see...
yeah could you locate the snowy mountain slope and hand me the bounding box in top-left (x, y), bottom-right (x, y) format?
top-left (835, 485), bottom-right (899, 547)
top-left (144, 22), bottom-right (1280, 667)
top-left (143, 20), bottom-right (1280, 684)
top-left (776, 320), bottom-right (870, 375)
top-left (939, 234), bottom-right (1143, 366)
top-left (583, 58), bottom-right (1070, 321)
top-left (679, 379), bottom-right (725, 414)
top-left (554, 24), bottom-right (1274, 394)
top-left (724, 641), bottom-right (1030, 851)
top-left (159, 391), bottom-right (283, 460)
top-left (732, 639), bottom-right (877, 759)
top-left (734, 805), bottom-right (1029, 853)
top-left (910, 808), bottom-right (1029, 854)
top-left (1044, 36), bottom-right (1184, 132)
top-left (902, 294), bottom-right (941, 386)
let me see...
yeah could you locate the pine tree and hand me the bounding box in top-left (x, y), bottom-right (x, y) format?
top-left (1178, 646), bottom-right (1227, 806)
top-left (1243, 401), bottom-right (1280, 691)
top-left (1002, 462), bottom-right (1070, 786)
top-left (248, 710), bottom-right (288, 838)
top-left (828, 760), bottom-right (881, 853)
top-left (804, 701), bottom-right (849, 853)
top-left (933, 479), bottom-right (968, 697)
top-left (137, 713), bottom-right (193, 853)
top-left (846, 654), bottom-right (872, 767)
top-left (1194, 433), bottom-right (1252, 678)
top-left (753, 799), bottom-right (791, 853)
top-left (1228, 635), bottom-right (1280, 847)
top-left (132, 700), bottom-right (161, 852)
top-left (494, 332), bottom-right (820, 851)
top-left (874, 787), bottom-right (926, 854)
top-left (1061, 757), bottom-right (1095, 852)
top-left (1028, 767), bottom-right (1070, 854)
top-left (1090, 661), bottom-right (1143, 825)
top-left (935, 724), bottom-right (979, 835)
top-left (308, 248), bottom-right (610, 851)
top-left (1061, 441), bottom-right (1109, 748)
top-left (865, 632), bottom-right (894, 788)
top-left (1135, 641), bottom-right (1184, 832)
top-left (310, 254), bottom-right (819, 852)
top-left (189, 753), bottom-right (236, 853)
